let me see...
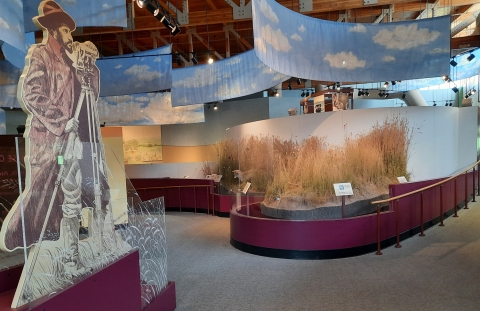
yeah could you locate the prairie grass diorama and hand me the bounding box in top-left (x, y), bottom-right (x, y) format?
top-left (206, 116), bottom-right (413, 210)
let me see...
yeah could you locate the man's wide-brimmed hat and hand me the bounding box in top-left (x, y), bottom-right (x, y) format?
top-left (34, 1), bottom-right (76, 31)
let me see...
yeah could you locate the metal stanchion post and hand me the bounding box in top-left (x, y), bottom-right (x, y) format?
top-left (419, 191), bottom-right (425, 236)
top-left (376, 204), bottom-right (382, 255)
top-left (440, 184), bottom-right (444, 226)
top-left (395, 199), bottom-right (401, 248)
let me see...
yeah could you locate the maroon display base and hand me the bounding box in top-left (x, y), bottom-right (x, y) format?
top-left (0, 251), bottom-right (176, 311)
top-left (231, 172), bottom-right (477, 259)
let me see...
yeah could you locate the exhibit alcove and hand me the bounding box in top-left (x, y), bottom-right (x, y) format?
top-left (227, 107), bottom-right (478, 258)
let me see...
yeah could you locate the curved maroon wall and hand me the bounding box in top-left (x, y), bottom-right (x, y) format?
top-left (231, 171), bottom-right (477, 256)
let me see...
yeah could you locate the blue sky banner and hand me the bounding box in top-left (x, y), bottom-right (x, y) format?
top-left (0, 0), bottom-right (26, 54)
top-left (2, 32), bottom-right (35, 69)
top-left (171, 49), bottom-right (289, 106)
top-left (252, 0), bottom-right (450, 83)
top-left (24, 0), bottom-right (127, 32)
top-left (97, 46), bottom-right (172, 96)
top-left (0, 85), bottom-right (20, 109)
top-left (97, 92), bottom-right (205, 126)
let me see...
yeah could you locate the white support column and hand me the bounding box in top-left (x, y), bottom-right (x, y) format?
top-left (416, 0), bottom-right (440, 20)
top-left (224, 0), bottom-right (252, 19)
top-left (374, 5), bottom-right (394, 24)
top-left (166, 0), bottom-right (189, 25)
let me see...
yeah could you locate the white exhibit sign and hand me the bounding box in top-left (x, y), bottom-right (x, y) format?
top-left (214, 175), bottom-right (223, 183)
top-left (397, 176), bottom-right (408, 183)
top-left (333, 183), bottom-right (354, 196)
top-left (242, 182), bottom-right (251, 194)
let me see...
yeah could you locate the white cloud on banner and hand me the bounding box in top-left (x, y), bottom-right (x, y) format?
top-left (154, 57), bottom-right (162, 62)
top-left (349, 24), bottom-right (366, 33)
top-left (430, 48), bottom-right (449, 54)
top-left (383, 55), bottom-right (395, 62)
top-left (261, 25), bottom-right (292, 52)
top-left (0, 18), bottom-right (9, 29)
top-left (215, 81), bottom-right (247, 97)
top-left (124, 65), bottom-right (163, 81)
top-left (298, 24), bottom-right (305, 32)
top-left (115, 64), bottom-right (122, 69)
top-left (61, 0), bottom-right (77, 5)
top-left (172, 67), bottom-right (220, 88)
top-left (324, 52), bottom-right (366, 69)
top-left (103, 4), bottom-right (112, 9)
top-left (227, 58), bottom-right (242, 65)
top-left (373, 24), bottom-right (440, 50)
top-left (258, 0), bottom-right (279, 23)
top-left (291, 33), bottom-right (302, 41)
top-left (98, 93), bottom-right (204, 125)
top-left (254, 38), bottom-right (267, 54)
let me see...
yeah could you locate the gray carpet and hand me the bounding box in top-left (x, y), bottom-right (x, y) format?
top-left (166, 201), bottom-right (480, 311)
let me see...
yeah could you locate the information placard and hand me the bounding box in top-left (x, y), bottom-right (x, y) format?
top-left (397, 176), bottom-right (408, 183)
top-left (242, 182), bottom-right (251, 194)
top-left (333, 183), bottom-right (353, 196)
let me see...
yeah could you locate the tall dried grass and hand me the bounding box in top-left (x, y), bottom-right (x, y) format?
top-left (209, 116), bottom-right (413, 206)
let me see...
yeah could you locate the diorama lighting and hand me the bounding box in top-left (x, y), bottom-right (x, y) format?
top-left (136, 0), bottom-right (146, 8)
top-left (145, 2), bottom-right (158, 15)
top-left (442, 75), bottom-right (451, 83)
top-left (208, 56), bottom-right (214, 64)
top-left (213, 104), bottom-right (218, 110)
top-left (471, 88), bottom-right (476, 95)
top-left (391, 81), bottom-right (396, 86)
top-left (296, 78), bottom-right (302, 85)
top-left (301, 90), bottom-right (305, 97)
top-left (467, 53), bottom-right (475, 61)
top-left (450, 59), bottom-right (457, 67)
top-left (449, 103), bottom-right (453, 106)
top-left (288, 83), bottom-right (293, 90)
top-left (452, 86), bottom-right (459, 93)
top-left (305, 90), bottom-right (310, 97)
top-left (383, 82), bottom-right (389, 88)
top-left (365, 90), bottom-right (370, 96)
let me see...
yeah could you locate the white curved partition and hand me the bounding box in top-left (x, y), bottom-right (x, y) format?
top-left (226, 107), bottom-right (478, 182)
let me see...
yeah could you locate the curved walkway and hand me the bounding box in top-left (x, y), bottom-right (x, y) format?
top-left (166, 201), bottom-right (480, 311)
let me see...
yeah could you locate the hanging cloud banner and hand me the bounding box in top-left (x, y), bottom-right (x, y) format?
top-left (23, 0), bottom-right (127, 33)
top-left (98, 92), bottom-right (205, 126)
top-left (97, 46), bottom-right (172, 96)
top-left (252, 0), bottom-right (450, 83)
top-left (171, 49), bottom-right (289, 106)
top-left (0, 61), bottom-right (22, 108)
top-left (0, 0), bottom-right (26, 53)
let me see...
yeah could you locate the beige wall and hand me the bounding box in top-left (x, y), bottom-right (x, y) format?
top-left (161, 145), bottom-right (216, 163)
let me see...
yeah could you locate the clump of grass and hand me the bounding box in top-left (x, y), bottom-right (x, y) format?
top-left (208, 116), bottom-right (413, 207)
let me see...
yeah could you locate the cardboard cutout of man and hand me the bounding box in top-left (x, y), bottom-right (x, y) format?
top-left (0, 0), bottom-right (110, 275)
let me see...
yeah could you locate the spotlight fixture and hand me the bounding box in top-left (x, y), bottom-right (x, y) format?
top-left (402, 92), bottom-right (406, 99)
top-left (214, 104), bottom-right (218, 110)
top-left (296, 78), bottom-right (302, 85)
top-left (433, 101), bottom-right (437, 106)
top-left (391, 81), bottom-right (396, 86)
top-left (442, 75), bottom-right (451, 83)
top-left (336, 82), bottom-right (341, 91)
top-left (450, 59), bottom-right (457, 67)
top-left (288, 82), bottom-right (293, 90)
top-left (206, 104), bottom-right (210, 109)
top-left (467, 53), bottom-right (475, 61)
top-left (383, 82), bottom-right (389, 88)
top-left (270, 89), bottom-right (279, 97)
top-left (452, 86), bottom-right (459, 93)
top-left (358, 89), bottom-right (363, 96)
top-left (364, 90), bottom-right (370, 96)
top-left (301, 90), bottom-right (306, 97)
top-left (445, 103), bottom-right (448, 106)
top-left (190, 52), bottom-right (198, 65)
top-left (136, 0), bottom-right (146, 8)
top-left (208, 55), bottom-right (214, 64)
top-left (449, 103), bottom-right (452, 106)
top-left (464, 88), bottom-right (477, 99)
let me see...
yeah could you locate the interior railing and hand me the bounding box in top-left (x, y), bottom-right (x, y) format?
top-left (371, 159), bottom-right (480, 255)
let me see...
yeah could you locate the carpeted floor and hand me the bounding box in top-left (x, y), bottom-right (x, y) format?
top-left (166, 201), bottom-right (480, 311)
